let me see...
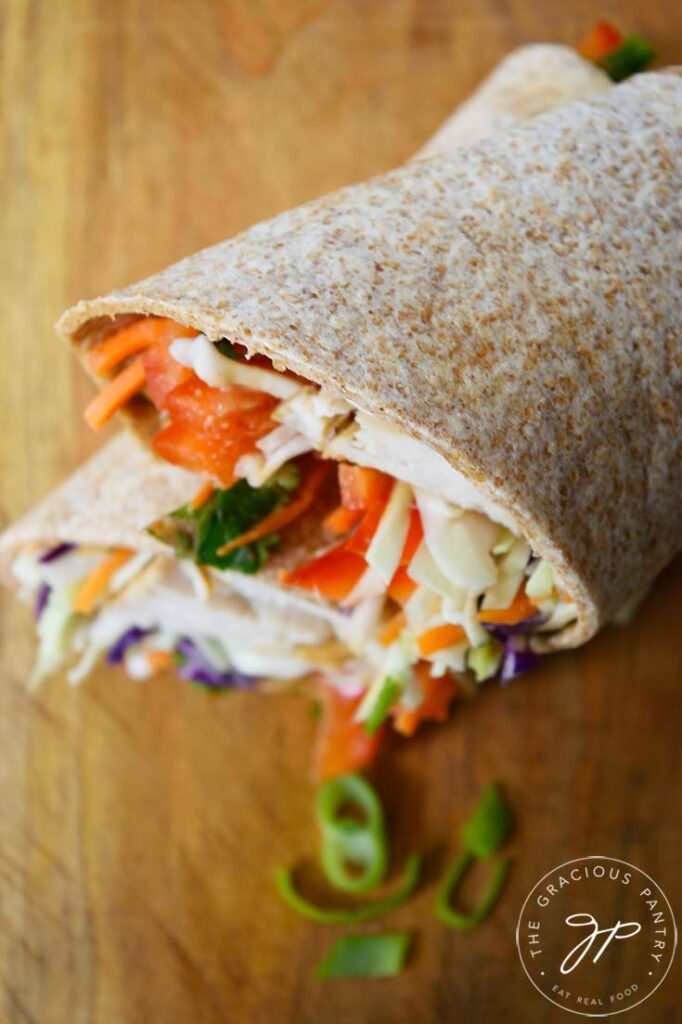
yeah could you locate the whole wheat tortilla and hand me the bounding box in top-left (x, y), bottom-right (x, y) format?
top-left (416, 44), bottom-right (610, 157)
top-left (0, 434), bottom-right (195, 566)
top-left (2, 44), bottom-right (611, 622)
top-left (58, 71), bottom-right (682, 650)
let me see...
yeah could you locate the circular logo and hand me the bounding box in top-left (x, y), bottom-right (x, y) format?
top-left (516, 856), bottom-right (677, 1017)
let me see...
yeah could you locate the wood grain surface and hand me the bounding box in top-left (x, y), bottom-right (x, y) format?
top-left (0, 2), bottom-right (680, 1022)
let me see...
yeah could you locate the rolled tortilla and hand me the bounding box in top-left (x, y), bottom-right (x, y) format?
top-left (7, 46), bottom-right (605, 566)
top-left (3, 44), bottom-right (619, 701)
top-left (416, 44), bottom-right (611, 157)
top-left (59, 71), bottom-right (681, 653)
top-left (7, 44), bottom-right (611, 692)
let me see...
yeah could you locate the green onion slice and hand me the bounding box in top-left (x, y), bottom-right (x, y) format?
top-left (275, 852), bottom-right (422, 924)
top-left (364, 678), bottom-right (403, 735)
top-left (316, 774), bottom-right (388, 894)
top-left (460, 782), bottom-right (513, 859)
top-left (435, 851), bottom-right (511, 930)
top-left (435, 782), bottom-right (513, 929)
top-left (317, 932), bottom-right (412, 979)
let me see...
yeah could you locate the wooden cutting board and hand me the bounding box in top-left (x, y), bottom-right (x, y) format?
top-left (0, 2), bottom-right (680, 1021)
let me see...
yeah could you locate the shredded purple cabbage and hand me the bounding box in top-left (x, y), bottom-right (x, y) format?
top-left (33, 583), bottom-right (51, 621)
top-left (39, 542), bottom-right (76, 564)
top-left (500, 635), bottom-right (541, 685)
top-left (107, 626), bottom-right (156, 665)
top-left (175, 636), bottom-right (257, 690)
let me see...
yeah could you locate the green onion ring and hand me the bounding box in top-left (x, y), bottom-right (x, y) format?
top-left (316, 774), bottom-right (388, 894)
top-left (434, 851), bottom-right (511, 930)
top-left (275, 853), bottom-right (423, 924)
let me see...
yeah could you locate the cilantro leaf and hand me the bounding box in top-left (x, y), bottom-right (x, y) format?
top-left (147, 467), bottom-right (300, 574)
top-left (215, 339), bottom-right (240, 360)
top-left (598, 35), bottom-right (656, 82)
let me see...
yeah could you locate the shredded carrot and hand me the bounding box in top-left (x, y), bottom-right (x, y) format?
top-left (476, 587), bottom-right (538, 625)
top-left (72, 549), bottom-right (133, 615)
top-left (416, 623), bottom-right (467, 657)
top-left (144, 649), bottom-right (174, 674)
top-left (323, 505), bottom-right (363, 537)
top-left (379, 611), bottom-right (407, 647)
top-left (217, 461), bottom-right (331, 556)
top-left (84, 357), bottom-right (147, 431)
top-left (387, 565), bottom-right (417, 605)
top-left (558, 590), bottom-right (572, 603)
top-left (188, 481), bottom-right (214, 512)
top-left (392, 664), bottom-right (458, 737)
top-left (87, 318), bottom-right (196, 374)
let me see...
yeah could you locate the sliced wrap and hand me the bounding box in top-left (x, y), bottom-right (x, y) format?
top-left (57, 71), bottom-right (681, 654)
top-left (10, 49), bottom-right (673, 768)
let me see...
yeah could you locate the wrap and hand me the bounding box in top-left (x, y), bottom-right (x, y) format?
top-left (13, 49), bottom-right (674, 759)
top-left (57, 70), bottom-right (681, 657)
top-left (415, 43), bottom-right (610, 156)
top-left (10, 43), bottom-right (610, 699)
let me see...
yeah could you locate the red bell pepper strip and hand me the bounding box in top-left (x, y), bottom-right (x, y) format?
top-left (314, 687), bottom-right (385, 782)
top-left (281, 544), bottom-right (367, 602)
top-left (338, 464), bottom-right (391, 510)
top-left (577, 21), bottom-right (624, 61)
top-left (322, 505), bottom-right (364, 537)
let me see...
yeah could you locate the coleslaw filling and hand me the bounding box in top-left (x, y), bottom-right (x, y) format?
top-left (12, 543), bottom-right (347, 690)
top-left (81, 322), bottom-right (579, 723)
top-left (167, 333), bottom-right (577, 684)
